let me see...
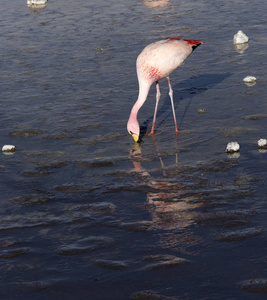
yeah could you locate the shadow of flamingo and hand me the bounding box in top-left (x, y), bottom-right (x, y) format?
top-left (139, 73), bottom-right (231, 140)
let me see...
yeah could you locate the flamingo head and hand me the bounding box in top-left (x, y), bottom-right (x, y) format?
top-left (127, 115), bottom-right (140, 142)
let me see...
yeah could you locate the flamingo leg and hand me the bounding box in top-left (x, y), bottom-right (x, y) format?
top-left (148, 81), bottom-right (160, 135)
top-left (167, 77), bottom-right (179, 133)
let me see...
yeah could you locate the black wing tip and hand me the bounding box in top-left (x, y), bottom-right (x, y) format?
top-left (192, 43), bottom-right (202, 51)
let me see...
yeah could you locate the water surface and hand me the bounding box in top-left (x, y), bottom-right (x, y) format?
top-left (0, 0), bottom-right (266, 299)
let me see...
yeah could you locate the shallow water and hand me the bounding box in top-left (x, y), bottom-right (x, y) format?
top-left (0, 0), bottom-right (266, 299)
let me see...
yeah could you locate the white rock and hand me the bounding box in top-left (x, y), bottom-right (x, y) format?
top-left (27, 0), bottom-right (47, 5)
top-left (2, 145), bottom-right (16, 152)
top-left (27, 0), bottom-right (47, 12)
top-left (225, 142), bottom-right (240, 153)
top-left (233, 30), bottom-right (249, 44)
top-left (243, 76), bottom-right (257, 83)
top-left (257, 139), bottom-right (267, 149)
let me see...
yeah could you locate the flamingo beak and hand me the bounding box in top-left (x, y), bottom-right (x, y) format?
top-left (132, 133), bottom-right (139, 143)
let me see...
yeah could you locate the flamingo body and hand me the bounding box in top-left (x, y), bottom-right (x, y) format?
top-left (127, 38), bottom-right (204, 142)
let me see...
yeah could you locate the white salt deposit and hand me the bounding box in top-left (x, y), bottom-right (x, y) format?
top-left (2, 145), bottom-right (16, 152)
top-left (243, 76), bottom-right (257, 83)
top-left (225, 142), bottom-right (240, 153)
top-left (233, 30), bottom-right (249, 44)
top-left (27, 0), bottom-right (47, 5)
top-left (27, 0), bottom-right (47, 12)
top-left (257, 139), bottom-right (267, 149)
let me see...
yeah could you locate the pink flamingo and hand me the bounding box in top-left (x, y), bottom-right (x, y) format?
top-left (127, 38), bottom-right (205, 142)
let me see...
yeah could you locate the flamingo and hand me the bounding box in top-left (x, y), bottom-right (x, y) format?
top-left (127, 38), bottom-right (205, 142)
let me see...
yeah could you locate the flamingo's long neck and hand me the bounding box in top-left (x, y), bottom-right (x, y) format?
top-left (127, 79), bottom-right (152, 137)
top-left (130, 80), bottom-right (151, 119)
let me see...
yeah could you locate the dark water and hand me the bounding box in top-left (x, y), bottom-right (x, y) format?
top-left (0, 0), bottom-right (266, 299)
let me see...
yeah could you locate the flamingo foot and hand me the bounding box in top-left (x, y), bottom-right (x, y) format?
top-left (147, 127), bottom-right (154, 135)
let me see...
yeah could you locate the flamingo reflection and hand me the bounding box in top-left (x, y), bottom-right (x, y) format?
top-left (142, 0), bottom-right (170, 8)
top-left (129, 138), bottom-right (205, 237)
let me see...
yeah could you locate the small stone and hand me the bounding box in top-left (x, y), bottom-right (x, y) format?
top-left (257, 139), bottom-right (267, 149)
top-left (27, 0), bottom-right (47, 12)
top-left (198, 108), bottom-right (206, 114)
top-left (243, 76), bottom-right (257, 83)
top-left (2, 145), bottom-right (16, 153)
top-left (233, 30), bottom-right (249, 44)
top-left (225, 142), bottom-right (240, 153)
top-left (27, 0), bottom-right (47, 5)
